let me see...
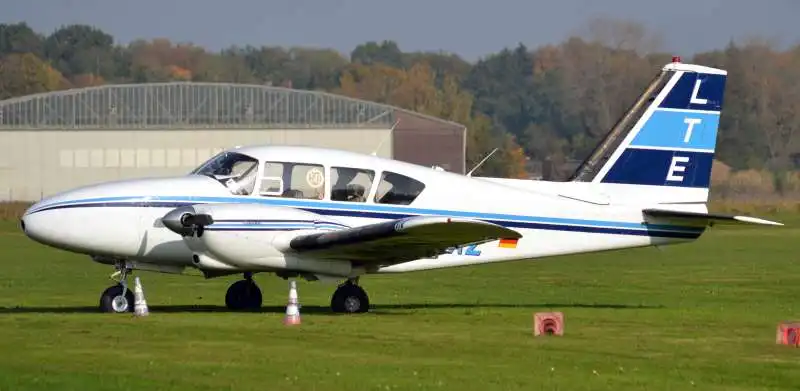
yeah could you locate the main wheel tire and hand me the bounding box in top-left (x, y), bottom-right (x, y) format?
top-left (225, 279), bottom-right (263, 311)
top-left (331, 284), bottom-right (370, 314)
top-left (99, 284), bottom-right (135, 313)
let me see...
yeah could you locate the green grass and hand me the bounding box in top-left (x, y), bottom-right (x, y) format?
top-left (0, 216), bottom-right (799, 390)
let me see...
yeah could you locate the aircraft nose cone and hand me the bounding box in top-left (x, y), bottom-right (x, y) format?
top-left (20, 208), bottom-right (50, 245)
top-left (20, 201), bottom-right (44, 240)
top-left (19, 197), bottom-right (84, 250)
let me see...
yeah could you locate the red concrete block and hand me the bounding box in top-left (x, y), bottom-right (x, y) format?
top-left (534, 312), bottom-right (564, 336)
top-left (776, 322), bottom-right (800, 346)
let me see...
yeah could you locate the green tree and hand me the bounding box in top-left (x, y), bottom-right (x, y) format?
top-left (283, 48), bottom-right (349, 90)
top-left (350, 40), bottom-right (405, 68)
top-left (43, 24), bottom-right (118, 79)
top-left (0, 22), bottom-right (44, 57)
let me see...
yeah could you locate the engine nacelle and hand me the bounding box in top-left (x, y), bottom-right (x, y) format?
top-left (163, 203), bottom-right (355, 276)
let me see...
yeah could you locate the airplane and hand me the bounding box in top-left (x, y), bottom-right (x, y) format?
top-left (19, 57), bottom-right (783, 314)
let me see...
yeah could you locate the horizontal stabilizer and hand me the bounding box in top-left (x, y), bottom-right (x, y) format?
top-left (287, 216), bottom-right (522, 265)
top-left (642, 208), bottom-right (783, 227)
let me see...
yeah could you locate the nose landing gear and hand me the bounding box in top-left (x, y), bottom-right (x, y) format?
top-left (99, 261), bottom-right (135, 313)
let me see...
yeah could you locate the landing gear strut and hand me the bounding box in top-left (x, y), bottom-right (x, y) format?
top-left (331, 278), bottom-right (370, 313)
top-left (225, 272), bottom-right (263, 311)
top-left (99, 261), bottom-right (135, 313)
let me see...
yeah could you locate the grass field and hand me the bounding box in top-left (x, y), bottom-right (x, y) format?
top-left (0, 216), bottom-right (799, 391)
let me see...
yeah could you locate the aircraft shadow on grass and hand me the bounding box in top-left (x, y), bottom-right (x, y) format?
top-left (0, 302), bottom-right (663, 315)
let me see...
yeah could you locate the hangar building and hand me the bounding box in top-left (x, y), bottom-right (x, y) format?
top-left (0, 83), bottom-right (466, 201)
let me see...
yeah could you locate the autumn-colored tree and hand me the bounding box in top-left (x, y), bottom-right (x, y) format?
top-left (168, 65), bottom-right (192, 80)
top-left (336, 62), bottom-right (406, 104)
top-left (0, 53), bottom-right (69, 99)
top-left (126, 39), bottom-right (211, 82)
top-left (70, 73), bottom-right (105, 88)
top-left (734, 41), bottom-right (800, 171)
top-left (337, 61), bottom-right (526, 177)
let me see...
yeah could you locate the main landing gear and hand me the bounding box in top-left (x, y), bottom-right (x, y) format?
top-left (223, 274), bottom-right (370, 314)
top-left (225, 272), bottom-right (263, 311)
top-left (99, 261), bottom-right (135, 313)
top-left (331, 278), bottom-right (370, 314)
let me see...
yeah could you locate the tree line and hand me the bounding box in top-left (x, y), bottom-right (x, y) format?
top-left (1, 19), bottom-right (799, 198)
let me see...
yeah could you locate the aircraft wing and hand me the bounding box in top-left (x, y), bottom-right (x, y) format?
top-left (642, 208), bottom-right (783, 226)
top-left (286, 216), bottom-right (522, 265)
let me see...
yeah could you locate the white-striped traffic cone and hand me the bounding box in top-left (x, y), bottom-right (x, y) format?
top-left (133, 276), bottom-right (149, 317)
top-left (284, 280), bottom-right (301, 325)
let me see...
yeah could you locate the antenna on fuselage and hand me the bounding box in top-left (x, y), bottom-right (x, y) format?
top-left (466, 147), bottom-right (499, 177)
top-left (371, 119), bottom-right (400, 156)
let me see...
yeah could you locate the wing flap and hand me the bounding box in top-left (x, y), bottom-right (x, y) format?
top-left (288, 216), bottom-right (522, 264)
top-left (643, 208), bottom-right (783, 226)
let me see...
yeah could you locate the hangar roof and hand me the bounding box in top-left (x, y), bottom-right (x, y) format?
top-left (0, 82), bottom-right (462, 130)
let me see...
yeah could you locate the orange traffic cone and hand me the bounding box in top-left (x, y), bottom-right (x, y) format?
top-left (284, 280), bottom-right (301, 326)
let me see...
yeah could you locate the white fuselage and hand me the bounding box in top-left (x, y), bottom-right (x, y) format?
top-left (20, 176), bottom-right (704, 279)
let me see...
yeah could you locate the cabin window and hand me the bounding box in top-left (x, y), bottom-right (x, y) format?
top-left (331, 167), bottom-right (375, 202)
top-left (374, 171), bottom-right (426, 205)
top-left (258, 161), bottom-right (325, 199)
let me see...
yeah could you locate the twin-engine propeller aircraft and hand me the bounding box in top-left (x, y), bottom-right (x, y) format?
top-left (21, 58), bottom-right (783, 314)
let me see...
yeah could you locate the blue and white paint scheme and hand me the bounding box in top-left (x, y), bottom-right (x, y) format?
top-left (596, 65), bottom-right (725, 190)
top-left (19, 59), bottom-right (782, 314)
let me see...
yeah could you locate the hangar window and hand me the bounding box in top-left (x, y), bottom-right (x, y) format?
top-left (331, 167), bottom-right (375, 203)
top-left (258, 161), bottom-right (325, 200)
top-left (374, 171), bottom-right (426, 205)
top-left (191, 151), bottom-right (259, 195)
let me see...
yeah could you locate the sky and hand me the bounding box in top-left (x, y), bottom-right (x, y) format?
top-left (2, 0), bottom-right (799, 61)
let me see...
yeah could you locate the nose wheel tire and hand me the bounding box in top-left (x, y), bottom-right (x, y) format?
top-left (225, 279), bottom-right (263, 311)
top-left (331, 283), bottom-right (370, 314)
top-left (100, 284), bottom-right (135, 313)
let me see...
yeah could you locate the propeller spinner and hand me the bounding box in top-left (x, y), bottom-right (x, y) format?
top-left (162, 206), bottom-right (214, 237)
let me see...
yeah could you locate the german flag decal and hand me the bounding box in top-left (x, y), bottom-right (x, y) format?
top-left (498, 238), bottom-right (518, 248)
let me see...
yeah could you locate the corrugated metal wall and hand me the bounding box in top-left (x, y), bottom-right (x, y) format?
top-left (392, 111), bottom-right (466, 174)
top-left (0, 128), bottom-right (391, 201)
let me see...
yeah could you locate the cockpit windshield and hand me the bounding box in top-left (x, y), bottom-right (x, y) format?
top-left (191, 151), bottom-right (259, 195)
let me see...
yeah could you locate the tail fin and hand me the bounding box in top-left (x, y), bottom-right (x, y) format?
top-left (570, 58), bottom-right (727, 202)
